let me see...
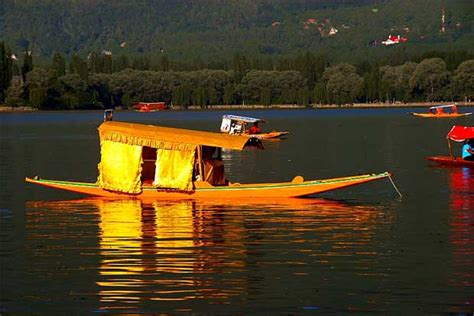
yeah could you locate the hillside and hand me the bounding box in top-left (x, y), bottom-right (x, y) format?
top-left (1, 0), bottom-right (473, 63)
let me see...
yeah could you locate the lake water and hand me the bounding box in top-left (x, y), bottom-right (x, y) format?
top-left (0, 108), bottom-right (473, 314)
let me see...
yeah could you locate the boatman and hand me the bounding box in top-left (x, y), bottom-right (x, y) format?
top-left (462, 139), bottom-right (474, 161)
top-left (248, 122), bottom-right (262, 134)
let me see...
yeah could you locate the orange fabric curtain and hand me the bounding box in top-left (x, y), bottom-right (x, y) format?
top-left (97, 140), bottom-right (143, 194)
top-left (154, 147), bottom-right (196, 191)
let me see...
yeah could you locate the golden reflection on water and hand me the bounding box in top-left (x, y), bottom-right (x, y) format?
top-left (25, 197), bottom-right (387, 312)
top-left (97, 200), bottom-right (211, 305)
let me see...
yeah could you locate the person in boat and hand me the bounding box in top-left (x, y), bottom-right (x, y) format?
top-left (194, 146), bottom-right (226, 185)
top-left (248, 122), bottom-right (262, 134)
top-left (462, 139), bottom-right (474, 161)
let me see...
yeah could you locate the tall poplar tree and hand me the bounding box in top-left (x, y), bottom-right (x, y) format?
top-left (70, 53), bottom-right (89, 80)
top-left (0, 42), bottom-right (13, 102)
top-left (21, 49), bottom-right (33, 83)
top-left (51, 52), bottom-right (66, 77)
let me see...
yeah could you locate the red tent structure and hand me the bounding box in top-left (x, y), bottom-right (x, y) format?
top-left (447, 125), bottom-right (474, 142)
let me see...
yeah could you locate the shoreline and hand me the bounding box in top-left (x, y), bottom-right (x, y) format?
top-left (1, 102), bottom-right (473, 112)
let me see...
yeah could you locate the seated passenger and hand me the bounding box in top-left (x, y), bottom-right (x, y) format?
top-left (248, 122), bottom-right (262, 134)
top-left (462, 139), bottom-right (474, 161)
top-left (196, 146), bottom-right (226, 185)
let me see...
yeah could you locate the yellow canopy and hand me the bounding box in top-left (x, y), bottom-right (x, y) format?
top-left (98, 121), bottom-right (259, 151)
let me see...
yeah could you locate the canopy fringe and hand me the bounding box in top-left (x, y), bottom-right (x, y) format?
top-left (100, 131), bottom-right (196, 151)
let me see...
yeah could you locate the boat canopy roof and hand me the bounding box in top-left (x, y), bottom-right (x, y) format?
top-left (98, 121), bottom-right (261, 151)
top-left (222, 114), bottom-right (266, 123)
top-left (429, 104), bottom-right (456, 110)
top-left (447, 125), bottom-right (474, 142)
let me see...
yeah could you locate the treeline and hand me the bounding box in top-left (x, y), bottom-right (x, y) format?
top-left (1, 43), bottom-right (473, 109)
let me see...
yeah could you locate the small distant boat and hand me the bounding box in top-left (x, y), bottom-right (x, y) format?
top-left (220, 114), bottom-right (289, 139)
top-left (26, 121), bottom-right (391, 199)
top-left (427, 125), bottom-right (474, 168)
top-left (411, 104), bottom-right (472, 118)
top-left (134, 102), bottom-right (167, 112)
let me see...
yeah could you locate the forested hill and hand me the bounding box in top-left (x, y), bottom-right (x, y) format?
top-left (1, 0), bottom-right (473, 63)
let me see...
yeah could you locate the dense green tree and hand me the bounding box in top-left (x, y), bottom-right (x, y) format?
top-left (172, 83), bottom-right (192, 108)
top-left (158, 55), bottom-right (170, 72)
top-left (21, 50), bottom-right (33, 83)
top-left (193, 87), bottom-right (208, 108)
top-left (88, 52), bottom-right (102, 73)
top-left (29, 87), bottom-right (46, 109)
top-left (208, 87), bottom-right (218, 105)
top-left (88, 73), bottom-right (112, 108)
top-left (102, 53), bottom-right (113, 74)
top-left (379, 65), bottom-right (399, 101)
top-left (260, 88), bottom-right (271, 106)
top-left (0, 42), bottom-right (13, 102)
top-left (233, 54), bottom-right (249, 82)
top-left (361, 63), bottom-right (381, 102)
top-left (240, 70), bottom-right (306, 104)
top-left (397, 62), bottom-right (417, 102)
top-left (297, 88), bottom-right (311, 107)
top-left (313, 81), bottom-right (327, 104)
top-left (294, 52), bottom-right (322, 90)
top-left (223, 84), bottom-right (234, 105)
top-left (113, 55), bottom-right (130, 72)
top-left (132, 56), bottom-right (151, 70)
top-left (121, 92), bottom-right (132, 108)
top-left (23, 68), bottom-right (56, 109)
top-left (70, 54), bottom-right (89, 81)
top-left (451, 59), bottom-right (474, 101)
top-left (12, 62), bottom-right (20, 76)
top-left (322, 63), bottom-right (363, 105)
top-left (51, 52), bottom-right (66, 77)
top-left (58, 74), bottom-right (87, 109)
top-left (5, 82), bottom-right (24, 107)
top-left (409, 58), bottom-right (450, 101)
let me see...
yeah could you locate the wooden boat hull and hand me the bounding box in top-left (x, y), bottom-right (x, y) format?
top-left (250, 131), bottom-right (289, 139)
top-left (427, 156), bottom-right (474, 168)
top-left (411, 112), bottom-right (472, 118)
top-left (25, 172), bottom-right (390, 199)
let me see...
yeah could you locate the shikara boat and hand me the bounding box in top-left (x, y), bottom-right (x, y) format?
top-left (411, 104), bottom-right (472, 118)
top-left (134, 102), bottom-right (167, 112)
top-left (26, 121), bottom-right (390, 199)
top-left (220, 114), bottom-right (289, 139)
top-left (427, 125), bottom-right (474, 168)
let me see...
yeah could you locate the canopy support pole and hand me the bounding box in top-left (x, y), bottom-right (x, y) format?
top-left (447, 138), bottom-right (453, 158)
top-left (197, 146), bottom-right (204, 180)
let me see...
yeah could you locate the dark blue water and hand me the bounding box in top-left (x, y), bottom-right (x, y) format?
top-left (1, 108), bottom-right (473, 314)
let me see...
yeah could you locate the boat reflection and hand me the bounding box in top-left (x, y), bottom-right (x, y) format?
top-left (25, 197), bottom-right (386, 312)
top-left (448, 168), bottom-right (474, 293)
